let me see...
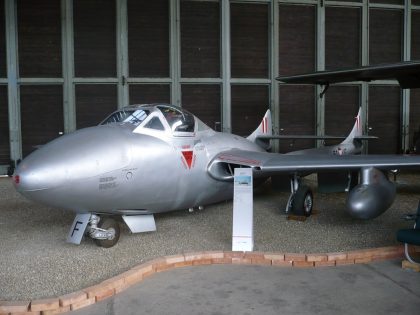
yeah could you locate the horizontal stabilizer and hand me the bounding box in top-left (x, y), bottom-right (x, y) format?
top-left (257, 135), bottom-right (378, 140)
top-left (276, 61), bottom-right (420, 89)
top-left (354, 136), bottom-right (379, 140)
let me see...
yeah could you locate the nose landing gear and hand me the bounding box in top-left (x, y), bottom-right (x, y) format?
top-left (68, 212), bottom-right (156, 248)
top-left (87, 214), bottom-right (121, 248)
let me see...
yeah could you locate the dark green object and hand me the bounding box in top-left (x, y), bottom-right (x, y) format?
top-left (397, 229), bottom-right (420, 246)
top-left (396, 200), bottom-right (420, 263)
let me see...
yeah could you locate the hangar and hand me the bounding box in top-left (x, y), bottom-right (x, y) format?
top-left (1, 0), bottom-right (420, 177)
top-left (2, 2), bottom-right (420, 313)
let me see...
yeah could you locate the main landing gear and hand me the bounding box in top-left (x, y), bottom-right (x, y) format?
top-left (87, 214), bottom-right (120, 248)
top-left (285, 175), bottom-right (314, 217)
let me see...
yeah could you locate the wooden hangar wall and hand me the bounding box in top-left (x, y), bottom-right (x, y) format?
top-left (0, 0), bottom-right (420, 174)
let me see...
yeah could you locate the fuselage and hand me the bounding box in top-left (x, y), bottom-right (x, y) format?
top-left (14, 104), bottom-right (264, 214)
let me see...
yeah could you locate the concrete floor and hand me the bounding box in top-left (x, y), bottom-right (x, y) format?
top-left (71, 260), bottom-right (420, 315)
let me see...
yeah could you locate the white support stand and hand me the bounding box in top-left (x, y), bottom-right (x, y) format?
top-left (232, 168), bottom-right (254, 252)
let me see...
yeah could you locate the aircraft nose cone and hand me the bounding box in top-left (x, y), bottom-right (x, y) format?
top-left (14, 162), bottom-right (50, 192)
top-left (14, 126), bottom-right (132, 195)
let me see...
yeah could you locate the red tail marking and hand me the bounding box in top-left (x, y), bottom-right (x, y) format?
top-left (182, 151), bottom-right (194, 169)
top-left (261, 117), bottom-right (268, 134)
top-left (355, 114), bottom-right (361, 131)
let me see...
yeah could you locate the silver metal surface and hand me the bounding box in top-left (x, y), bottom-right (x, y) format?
top-left (89, 228), bottom-right (115, 241)
top-left (404, 243), bottom-right (418, 264)
top-left (304, 193), bottom-right (313, 214)
top-left (346, 167), bottom-right (396, 219)
top-left (87, 214), bottom-right (116, 241)
top-left (15, 105), bottom-right (252, 216)
top-left (122, 215), bottom-right (156, 233)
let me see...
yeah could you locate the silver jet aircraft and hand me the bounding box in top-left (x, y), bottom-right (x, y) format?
top-left (13, 62), bottom-right (420, 247)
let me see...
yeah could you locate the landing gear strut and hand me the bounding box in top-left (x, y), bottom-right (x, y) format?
top-left (285, 175), bottom-right (314, 217)
top-left (87, 214), bottom-right (120, 248)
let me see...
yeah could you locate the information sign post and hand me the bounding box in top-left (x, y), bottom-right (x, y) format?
top-left (232, 168), bottom-right (254, 252)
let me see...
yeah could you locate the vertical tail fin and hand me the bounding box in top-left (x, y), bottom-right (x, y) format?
top-left (247, 110), bottom-right (272, 150)
top-left (341, 107), bottom-right (363, 144)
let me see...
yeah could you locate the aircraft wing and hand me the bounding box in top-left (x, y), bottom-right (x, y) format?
top-left (207, 149), bottom-right (420, 180)
top-left (276, 61), bottom-right (420, 89)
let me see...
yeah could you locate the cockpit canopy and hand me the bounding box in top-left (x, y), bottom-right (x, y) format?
top-left (158, 105), bottom-right (195, 132)
top-left (101, 108), bottom-right (149, 126)
top-left (100, 104), bottom-right (209, 135)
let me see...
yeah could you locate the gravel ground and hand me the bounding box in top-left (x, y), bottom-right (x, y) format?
top-left (0, 173), bottom-right (419, 300)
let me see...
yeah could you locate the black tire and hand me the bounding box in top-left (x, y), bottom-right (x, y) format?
top-left (291, 185), bottom-right (313, 217)
top-left (94, 217), bottom-right (120, 248)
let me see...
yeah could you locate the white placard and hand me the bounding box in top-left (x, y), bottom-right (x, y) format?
top-left (67, 213), bottom-right (91, 245)
top-left (232, 168), bottom-right (254, 252)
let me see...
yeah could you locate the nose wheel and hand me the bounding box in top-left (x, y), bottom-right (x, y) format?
top-left (88, 215), bottom-right (121, 248)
